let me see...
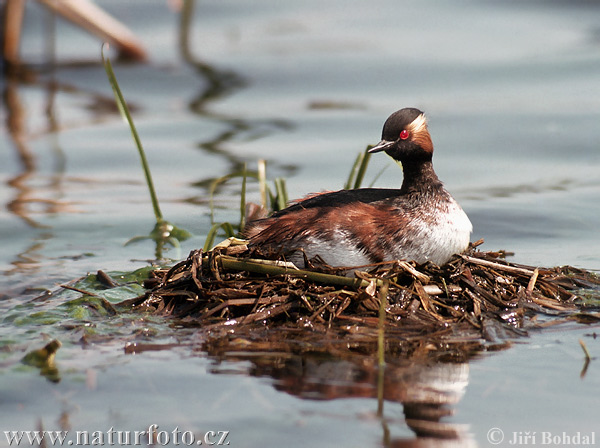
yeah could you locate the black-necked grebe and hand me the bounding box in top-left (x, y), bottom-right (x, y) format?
top-left (245, 108), bottom-right (472, 268)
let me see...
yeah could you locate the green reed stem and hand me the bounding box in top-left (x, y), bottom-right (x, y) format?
top-left (273, 177), bottom-right (288, 211)
top-left (240, 163), bottom-right (247, 231)
top-left (101, 43), bottom-right (163, 222)
top-left (213, 255), bottom-right (371, 289)
top-left (344, 146), bottom-right (372, 190)
top-left (377, 279), bottom-right (389, 369)
top-left (352, 146), bottom-right (372, 189)
top-left (258, 159), bottom-right (268, 209)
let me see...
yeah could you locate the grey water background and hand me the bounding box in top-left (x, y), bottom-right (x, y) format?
top-left (2, 1), bottom-right (600, 446)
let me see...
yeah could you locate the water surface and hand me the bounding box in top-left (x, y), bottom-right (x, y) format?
top-left (2, 1), bottom-right (600, 446)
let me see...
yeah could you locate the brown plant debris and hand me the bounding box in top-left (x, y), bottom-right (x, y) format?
top-left (127, 239), bottom-right (600, 343)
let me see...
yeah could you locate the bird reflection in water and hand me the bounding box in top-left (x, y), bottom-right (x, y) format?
top-left (201, 328), bottom-right (503, 446)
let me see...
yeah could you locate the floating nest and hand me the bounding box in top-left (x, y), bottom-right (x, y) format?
top-left (119, 240), bottom-right (600, 439)
top-left (127, 238), bottom-right (600, 349)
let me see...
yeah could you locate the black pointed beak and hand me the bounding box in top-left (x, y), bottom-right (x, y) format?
top-left (368, 140), bottom-right (394, 153)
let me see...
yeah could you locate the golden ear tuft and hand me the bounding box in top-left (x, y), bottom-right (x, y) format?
top-left (407, 114), bottom-right (433, 154)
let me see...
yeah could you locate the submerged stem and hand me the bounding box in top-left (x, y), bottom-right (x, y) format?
top-left (377, 279), bottom-right (388, 417)
top-left (377, 279), bottom-right (389, 369)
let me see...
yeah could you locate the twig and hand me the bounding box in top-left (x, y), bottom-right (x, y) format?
top-left (237, 302), bottom-right (293, 324)
top-left (461, 255), bottom-right (536, 276)
top-left (579, 339), bottom-right (592, 362)
top-left (397, 261), bottom-right (430, 284)
top-left (526, 268), bottom-right (539, 295)
top-left (203, 296), bottom-right (285, 318)
top-left (580, 339), bottom-right (592, 379)
top-left (59, 284), bottom-right (99, 297)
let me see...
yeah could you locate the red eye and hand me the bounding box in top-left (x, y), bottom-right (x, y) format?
top-left (399, 130), bottom-right (409, 140)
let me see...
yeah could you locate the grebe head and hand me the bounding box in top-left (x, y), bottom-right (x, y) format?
top-left (369, 108), bottom-right (434, 162)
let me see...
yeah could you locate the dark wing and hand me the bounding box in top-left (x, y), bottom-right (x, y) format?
top-left (244, 188), bottom-right (401, 238)
top-left (244, 198), bottom-right (408, 263)
top-left (269, 188), bottom-right (401, 217)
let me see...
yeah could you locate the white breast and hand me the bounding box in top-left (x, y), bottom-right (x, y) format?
top-left (403, 200), bottom-right (472, 265)
top-left (291, 232), bottom-right (374, 268)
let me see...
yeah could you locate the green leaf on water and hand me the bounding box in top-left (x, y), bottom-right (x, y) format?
top-left (22, 339), bottom-right (62, 383)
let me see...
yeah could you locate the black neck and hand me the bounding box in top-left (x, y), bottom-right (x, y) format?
top-left (400, 159), bottom-right (443, 194)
